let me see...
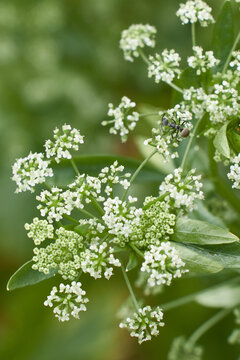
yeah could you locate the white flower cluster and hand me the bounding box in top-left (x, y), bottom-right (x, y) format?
top-left (119, 306), bottom-right (164, 344)
top-left (148, 49), bottom-right (181, 83)
top-left (12, 152), bottom-right (53, 193)
top-left (187, 46), bottom-right (219, 75)
top-left (32, 227), bottom-right (84, 280)
top-left (102, 196), bottom-right (143, 246)
top-left (98, 161), bottom-right (131, 196)
top-left (168, 336), bottom-right (203, 360)
top-left (176, 0), bottom-right (214, 27)
top-left (25, 217), bottom-right (54, 245)
top-left (159, 168), bottom-right (204, 211)
top-left (120, 24), bottom-right (156, 62)
top-left (227, 154), bottom-right (240, 189)
top-left (144, 131), bottom-right (179, 161)
top-left (141, 243), bottom-right (188, 287)
top-left (183, 87), bottom-right (207, 120)
top-left (44, 282), bottom-right (89, 322)
top-left (80, 242), bottom-right (121, 280)
top-left (102, 96), bottom-right (139, 143)
top-left (230, 51), bottom-right (240, 73)
top-left (44, 124), bottom-right (84, 163)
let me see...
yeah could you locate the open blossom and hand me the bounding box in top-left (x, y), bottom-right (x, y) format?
top-left (168, 336), bottom-right (203, 360)
top-left (141, 243), bottom-right (188, 287)
top-left (230, 51), bottom-right (240, 73)
top-left (44, 124), bottom-right (84, 163)
top-left (80, 242), bottom-right (121, 280)
top-left (25, 217), bottom-right (54, 245)
top-left (176, 0), bottom-right (214, 27)
top-left (187, 46), bottom-right (219, 75)
top-left (159, 168), bottom-right (204, 211)
top-left (148, 49), bottom-right (181, 83)
top-left (12, 152), bottom-right (53, 193)
top-left (44, 282), bottom-right (89, 322)
top-left (120, 24), bottom-right (156, 62)
top-left (119, 306), bottom-right (164, 344)
top-left (102, 96), bottom-right (139, 143)
top-left (228, 154), bottom-right (240, 189)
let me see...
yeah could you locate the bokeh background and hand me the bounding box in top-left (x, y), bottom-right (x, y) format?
top-left (1, 0), bottom-right (240, 359)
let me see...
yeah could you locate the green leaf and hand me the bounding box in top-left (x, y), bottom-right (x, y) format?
top-left (212, 0), bottom-right (234, 72)
top-left (74, 223), bottom-right (90, 236)
top-left (190, 201), bottom-right (227, 229)
top-left (48, 155), bottom-right (164, 187)
top-left (126, 251), bottom-right (138, 272)
top-left (213, 123), bottom-right (230, 158)
top-left (172, 218), bottom-right (238, 245)
top-left (200, 243), bottom-right (240, 269)
top-left (172, 242), bottom-right (224, 273)
top-left (195, 281), bottom-right (240, 308)
top-left (228, 128), bottom-right (240, 155)
top-left (7, 260), bottom-right (57, 291)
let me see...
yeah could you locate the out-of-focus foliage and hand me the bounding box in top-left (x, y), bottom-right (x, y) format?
top-left (1, 0), bottom-right (240, 359)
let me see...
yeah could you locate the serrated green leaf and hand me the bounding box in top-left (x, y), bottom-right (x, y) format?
top-left (7, 260), bottom-right (57, 291)
top-left (213, 123), bottom-right (230, 158)
top-left (126, 251), bottom-right (138, 272)
top-left (172, 242), bottom-right (224, 273)
top-left (48, 155), bottom-right (163, 187)
top-left (172, 218), bottom-right (238, 245)
top-left (212, 0), bottom-right (234, 72)
top-left (195, 282), bottom-right (240, 308)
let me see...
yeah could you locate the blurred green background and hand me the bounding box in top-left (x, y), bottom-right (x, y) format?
top-left (1, 0), bottom-right (240, 359)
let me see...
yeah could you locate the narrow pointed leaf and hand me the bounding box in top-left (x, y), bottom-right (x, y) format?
top-left (126, 252), bottom-right (138, 272)
top-left (213, 123), bottom-right (230, 158)
top-left (7, 260), bottom-right (57, 291)
top-left (195, 282), bottom-right (240, 308)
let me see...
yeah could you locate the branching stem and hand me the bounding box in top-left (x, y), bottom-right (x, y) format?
top-left (121, 264), bottom-right (139, 312)
top-left (222, 30), bottom-right (240, 75)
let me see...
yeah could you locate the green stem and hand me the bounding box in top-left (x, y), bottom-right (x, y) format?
top-left (188, 308), bottom-right (231, 347)
top-left (129, 243), bottom-right (145, 259)
top-left (180, 116), bottom-right (203, 171)
top-left (208, 142), bottom-right (240, 213)
top-left (161, 277), bottom-right (240, 311)
top-left (78, 207), bottom-right (98, 220)
top-left (139, 49), bottom-right (151, 65)
top-left (121, 264), bottom-right (139, 312)
top-left (139, 112), bottom-right (160, 118)
top-left (63, 214), bottom-right (79, 224)
top-left (89, 195), bottom-right (104, 216)
top-left (191, 23), bottom-right (196, 47)
top-left (167, 81), bottom-right (184, 94)
top-left (222, 30), bottom-right (240, 75)
top-left (121, 149), bottom-right (158, 202)
top-left (71, 158), bottom-right (80, 176)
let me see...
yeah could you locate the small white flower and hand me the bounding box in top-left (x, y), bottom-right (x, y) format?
top-left (120, 24), bottom-right (157, 62)
top-left (44, 124), bottom-right (84, 163)
top-left (148, 49), bottom-right (181, 84)
top-left (187, 46), bottom-right (219, 75)
top-left (141, 243), bottom-right (188, 287)
top-left (44, 282), bottom-right (89, 322)
top-left (228, 154), bottom-right (240, 189)
top-left (102, 96), bottom-right (139, 142)
top-left (176, 0), bottom-right (214, 27)
top-left (25, 217), bottom-right (54, 245)
top-left (119, 305), bottom-right (164, 344)
top-left (12, 152), bottom-right (53, 193)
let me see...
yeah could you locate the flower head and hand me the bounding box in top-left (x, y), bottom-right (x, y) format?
top-left (228, 154), bottom-right (240, 189)
top-left (12, 152), bottom-right (53, 193)
top-left (120, 24), bottom-right (156, 62)
top-left (187, 46), bottom-right (219, 75)
top-left (44, 282), bottom-right (89, 322)
top-left (102, 96), bottom-right (139, 142)
top-left (44, 124), bottom-right (84, 163)
top-left (176, 0), bottom-right (214, 27)
top-left (25, 217), bottom-right (54, 245)
top-left (119, 305), bottom-right (164, 344)
top-left (148, 49), bottom-right (181, 83)
top-left (141, 242), bottom-right (188, 287)
top-left (168, 336), bottom-right (203, 360)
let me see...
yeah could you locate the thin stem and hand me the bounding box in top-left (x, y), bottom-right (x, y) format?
top-left (161, 277), bottom-right (240, 312)
top-left (121, 149), bottom-right (158, 202)
top-left (188, 308), bottom-right (231, 346)
top-left (77, 207), bottom-right (98, 220)
top-left (139, 112), bottom-right (160, 118)
top-left (71, 158), bottom-right (80, 176)
top-left (89, 195), bottom-right (104, 216)
top-left (129, 243), bottom-right (145, 259)
top-left (191, 23), bottom-right (196, 47)
top-left (166, 81), bottom-right (184, 94)
top-left (139, 49), bottom-right (151, 65)
top-left (63, 214), bottom-right (79, 224)
top-left (121, 264), bottom-right (139, 312)
top-left (180, 116), bottom-right (203, 171)
top-left (222, 30), bottom-right (240, 75)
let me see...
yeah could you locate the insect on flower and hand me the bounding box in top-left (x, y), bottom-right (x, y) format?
top-left (161, 114), bottom-right (190, 139)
